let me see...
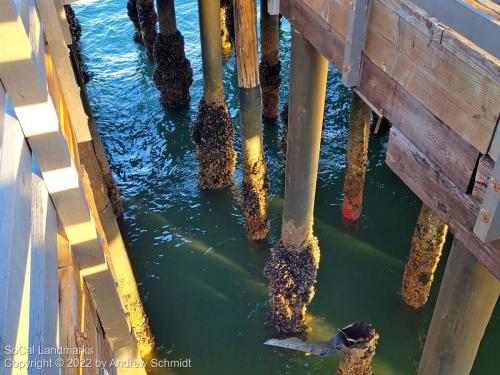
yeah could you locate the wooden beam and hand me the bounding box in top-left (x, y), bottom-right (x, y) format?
top-left (386, 128), bottom-right (500, 280)
top-left (29, 171), bottom-right (59, 369)
top-left (473, 155), bottom-right (495, 204)
top-left (0, 95), bottom-right (33, 367)
top-left (341, 0), bottom-right (370, 87)
top-left (358, 56), bottom-right (479, 191)
top-left (54, 0), bottom-right (73, 46)
top-left (410, 0), bottom-right (500, 59)
top-left (0, 0), bottom-right (137, 353)
top-left (35, 0), bottom-right (91, 143)
top-left (474, 153), bottom-right (500, 242)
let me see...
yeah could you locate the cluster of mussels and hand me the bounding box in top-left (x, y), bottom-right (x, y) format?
top-left (263, 238), bottom-right (320, 338)
top-left (190, 100), bottom-right (237, 190)
top-left (153, 31), bottom-right (193, 108)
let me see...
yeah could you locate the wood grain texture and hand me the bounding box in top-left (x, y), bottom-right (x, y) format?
top-left (234, 0), bottom-right (260, 87)
top-left (359, 56), bottom-right (479, 191)
top-left (473, 155), bottom-right (495, 203)
top-left (386, 128), bottom-right (500, 280)
top-left (0, 107), bottom-right (32, 365)
top-left (282, 0), bottom-right (500, 153)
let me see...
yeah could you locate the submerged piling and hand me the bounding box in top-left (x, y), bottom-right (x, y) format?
top-left (264, 29), bottom-right (328, 337)
top-left (153, 0), bottom-right (193, 108)
top-left (336, 322), bottom-right (379, 375)
top-left (136, 0), bottom-right (157, 59)
top-left (417, 239), bottom-right (500, 375)
top-left (259, 0), bottom-right (280, 119)
top-left (220, 0), bottom-right (234, 52)
top-left (342, 92), bottom-right (371, 222)
top-left (233, 0), bottom-right (269, 240)
top-left (401, 204), bottom-right (448, 309)
top-left (190, 0), bottom-right (236, 189)
top-left (127, 0), bottom-right (143, 44)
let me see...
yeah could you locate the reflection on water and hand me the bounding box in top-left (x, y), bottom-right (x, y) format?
top-left (75, 1), bottom-right (498, 374)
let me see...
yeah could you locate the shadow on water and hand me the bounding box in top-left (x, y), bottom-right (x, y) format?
top-left (76, 1), bottom-right (498, 374)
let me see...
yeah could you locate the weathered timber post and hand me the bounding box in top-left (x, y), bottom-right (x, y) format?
top-left (153, 0), bottom-right (193, 108)
top-left (342, 92), bottom-right (371, 221)
top-left (279, 102), bottom-right (288, 159)
top-left (401, 204), bottom-right (448, 309)
top-left (233, 0), bottom-right (270, 240)
top-left (190, 0), bottom-right (236, 189)
top-left (259, 0), bottom-right (280, 119)
top-left (264, 29), bottom-right (328, 336)
top-left (220, 0), bottom-right (234, 52)
top-left (127, 0), bottom-right (143, 44)
top-left (336, 322), bottom-right (379, 375)
top-left (417, 239), bottom-right (500, 375)
top-left (137, 0), bottom-right (158, 59)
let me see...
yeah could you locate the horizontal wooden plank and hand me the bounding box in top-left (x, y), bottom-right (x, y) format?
top-left (386, 128), bottom-right (500, 280)
top-left (409, 0), bottom-right (500, 58)
top-left (365, 0), bottom-right (499, 153)
top-left (358, 56), bottom-right (479, 191)
top-left (55, 0), bottom-right (73, 46)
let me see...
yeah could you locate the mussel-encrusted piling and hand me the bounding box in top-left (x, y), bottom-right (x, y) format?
top-left (137, 0), bottom-right (157, 60)
top-left (153, 0), bottom-right (193, 108)
top-left (127, 0), bottom-right (143, 44)
top-left (342, 92), bottom-right (371, 222)
top-left (265, 29), bottom-right (328, 337)
top-left (233, 0), bottom-right (270, 240)
top-left (401, 204), bottom-right (448, 308)
top-left (260, 0), bottom-right (281, 119)
top-left (220, 0), bottom-right (234, 52)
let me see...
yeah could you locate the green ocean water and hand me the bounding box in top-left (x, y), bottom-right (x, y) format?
top-left (74, 1), bottom-right (498, 373)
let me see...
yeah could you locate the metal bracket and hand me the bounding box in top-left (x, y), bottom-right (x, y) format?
top-left (474, 154), bottom-right (500, 242)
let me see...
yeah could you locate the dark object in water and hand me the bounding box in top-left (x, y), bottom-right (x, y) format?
top-left (264, 322), bottom-right (375, 357)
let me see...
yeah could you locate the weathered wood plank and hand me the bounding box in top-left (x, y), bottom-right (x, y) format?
top-left (36, 0), bottom-right (91, 142)
top-left (358, 56), bottom-right (479, 191)
top-left (365, 0), bottom-right (499, 153)
top-left (474, 153), bottom-right (500, 242)
top-left (0, 104), bottom-right (33, 371)
top-left (0, 1), bottom-right (136, 352)
top-left (473, 155), bottom-right (495, 203)
top-left (282, 0), bottom-right (500, 153)
top-left (54, 0), bottom-right (73, 46)
top-left (386, 128), bottom-right (500, 280)
top-left (29, 171), bottom-right (59, 374)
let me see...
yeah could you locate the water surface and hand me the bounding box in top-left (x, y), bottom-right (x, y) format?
top-left (75, 1), bottom-right (498, 373)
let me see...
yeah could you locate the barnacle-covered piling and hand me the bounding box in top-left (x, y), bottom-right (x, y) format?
top-left (220, 0), bottom-right (234, 52)
top-left (233, 0), bottom-right (270, 240)
top-left (127, 0), bottom-right (143, 44)
top-left (265, 29), bottom-right (328, 336)
top-left (153, 0), bottom-right (193, 108)
top-left (137, 0), bottom-right (157, 59)
top-left (401, 204), bottom-right (448, 308)
top-left (342, 92), bottom-right (371, 222)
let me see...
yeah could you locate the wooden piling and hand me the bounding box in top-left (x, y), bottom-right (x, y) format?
top-left (260, 0), bottom-right (281, 119)
top-left (264, 29), bottom-right (328, 337)
top-left (127, 0), bottom-right (143, 44)
top-left (336, 322), bottom-right (379, 375)
top-left (220, 0), bottom-right (234, 52)
top-left (233, 0), bottom-right (270, 240)
top-left (137, 0), bottom-right (157, 60)
top-left (401, 204), bottom-right (448, 309)
top-left (417, 239), bottom-right (499, 375)
top-left (342, 92), bottom-right (371, 222)
top-left (190, 0), bottom-right (236, 190)
top-left (153, 0), bottom-right (193, 108)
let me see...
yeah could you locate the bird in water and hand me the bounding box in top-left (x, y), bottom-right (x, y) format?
top-left (264, 321), bottom-right (371, 356)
